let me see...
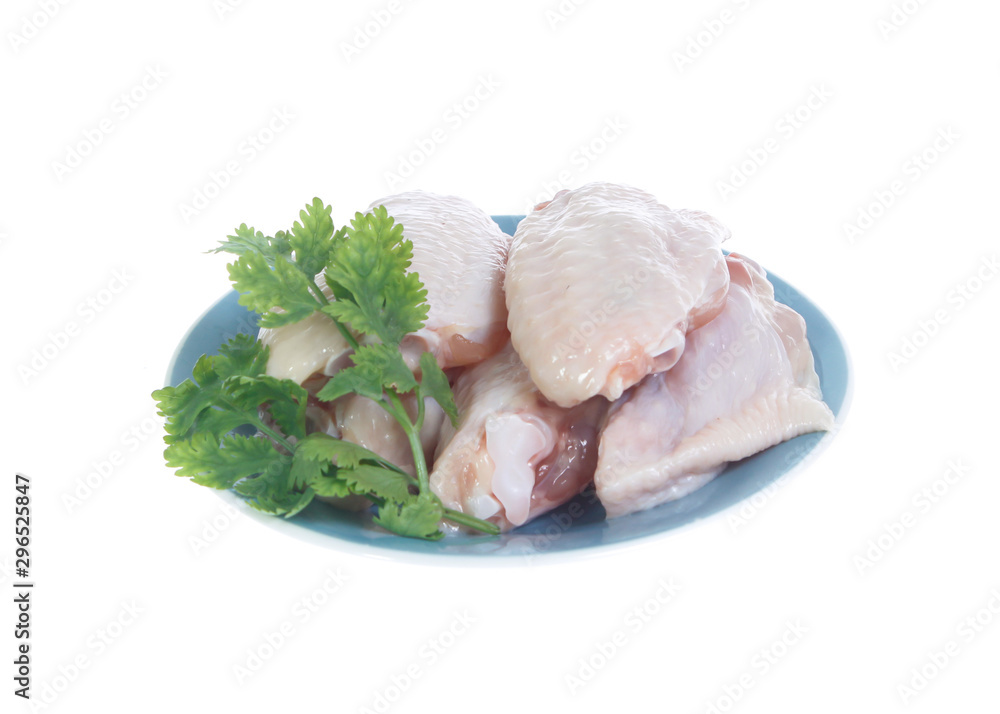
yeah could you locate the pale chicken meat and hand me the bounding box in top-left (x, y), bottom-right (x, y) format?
top-left (505, 182), bottom-right (731, 407)
top-left (258, 309), bottom-right (354, 385)
top-left (595, 253), bottom-right (835, 518)
top-left (319, 390), bottom-right (444, 476)
top-left (368, 191), bottom-right (511, 369)
top-left (430, 343), bottom-right (606, 532)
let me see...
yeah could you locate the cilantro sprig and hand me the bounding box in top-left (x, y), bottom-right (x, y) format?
top-left (152, 199), bottom-right (498, 540)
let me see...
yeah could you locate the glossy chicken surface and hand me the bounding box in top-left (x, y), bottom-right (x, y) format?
top-left (505, 182), bottom-right (731, 407)
top-left (430, 343), bottom-right (606, 532)
top-left (368, 191), bottom-right (511, 369)
top-left (595, 253), bottom-right (835, 518)
top-left (257, 309), bottom-right (354, 386)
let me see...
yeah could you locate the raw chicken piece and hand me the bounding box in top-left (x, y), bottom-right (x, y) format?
top-left (367, 191), bottom-right (511, 369)
top-left (258, 309), bottom-right (353, 385)
top-left (430, 343), bottom-right (606, 532)
top-left (505, 182), bottom-right (731, 407)
top-left (322, 390), bottom-right (444, 477)
top-left (595, 253), bottom-right (835, 518)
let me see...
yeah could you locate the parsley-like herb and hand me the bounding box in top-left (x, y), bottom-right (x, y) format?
top-left (152, 199), bottom-right (498, 540)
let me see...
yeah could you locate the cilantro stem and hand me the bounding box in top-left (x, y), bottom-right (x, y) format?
top-left (386, 391), bottom-right (429, 492)
top-left (215, 394), bottom-right (297, 452)
top-left (252, 420), bottom-right (296, 453)
top-left (414, 393), bottom-right (426, 434)
top-left (305, 276), bottom-right (331, 307)
top-left (381, 390), bottom-right (498, 536)
top-left (444, 509), bottom-right (502, 535)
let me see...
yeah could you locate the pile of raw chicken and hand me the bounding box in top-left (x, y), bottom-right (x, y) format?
top-left (258, 183), bottom-right (834, 532)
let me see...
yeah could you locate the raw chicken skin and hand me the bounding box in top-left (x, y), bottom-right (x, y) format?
top-left (430, 343), bottom-right (606, 532)
top-left (324, 390), bottom-right (444, 477)
top-left (368, 191), bottom-right (511, 369)
top-left (505, 182), bottom-right (731, 407)
top-left (595, 253), bottom-right (835, 518)
top-left (257, 309), bottom-right (353, 386)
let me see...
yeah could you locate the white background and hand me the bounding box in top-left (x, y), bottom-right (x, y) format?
top-left (2, 0), bottom-right (998, 712)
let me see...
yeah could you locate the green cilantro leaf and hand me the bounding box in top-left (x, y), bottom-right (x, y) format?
top-left (316, 343), bottom-right (418, 403)
top-left (208, 224), bottom-right (292, 266)
top-left (289, 448), bottom-right (357, 500)
top-left (294, 432), bottom-right (390, 469)
top-left (322, 207), bottom-right (428, 345)
top-left (214, 332), bottom-right (269, 378)
top-left (310, 476), bottom-right (353, 499)
top-left (315, 366), bottom-right (383, 403)
top-left (293, 433), bottom-right (413, 502)
top-left (225, 375), bottom-right (308, 441)
top-left (237, 477), bottom-right (315, 518)
top-left (153, 334), bottom-right (268, 444)
top-left (164, 433), bottom-right (289, 490)
top-left (228, 252), bottom-right (319, 327)
top-left (374, 496), bottom-right (444, 541)
top-left (419, 352), bottom-right (459, 427)
top-left (343, 465), bottom-right (413, 502)
top-left (289, 198), bottom-right (336, 278)
top-left (288, 449), bottom-right (326, 491)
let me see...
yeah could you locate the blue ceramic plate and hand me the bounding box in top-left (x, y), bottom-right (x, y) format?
top-left (167, 216), bottom-right (851, 560)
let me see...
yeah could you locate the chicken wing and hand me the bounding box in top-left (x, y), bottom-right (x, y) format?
top-left (595, 253), bottom-right (835, 517)
top-left (430, 342), bottom-right (606, 532)
top-left (505, 182), bottom-right (730, 407)
top-left (368, 191), bottom-right (511, 369)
